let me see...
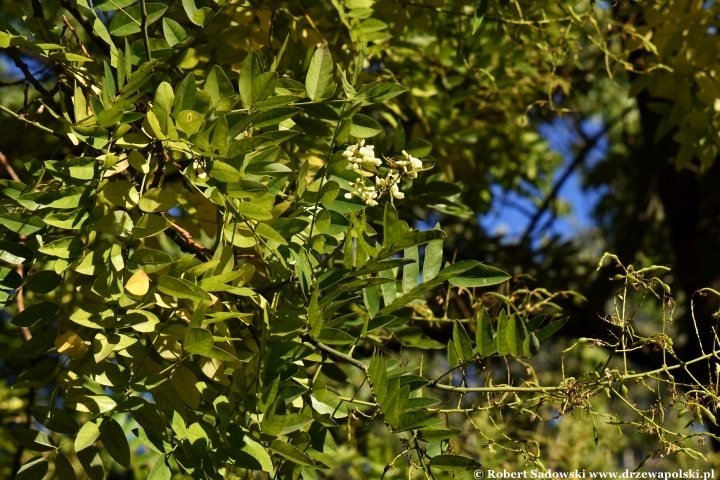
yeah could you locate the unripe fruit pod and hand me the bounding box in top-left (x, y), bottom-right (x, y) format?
top-left (528, 333), bottom-right (540, 356)
top-left (621, 384), bottom-right (628, 397)
top-left (604, 387), bottom-right (611, 398)
top-left (700, 406), bottom-right (717, 425)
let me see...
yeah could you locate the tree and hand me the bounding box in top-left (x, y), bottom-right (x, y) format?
top-left (2, 0), bottom-right (720, 478)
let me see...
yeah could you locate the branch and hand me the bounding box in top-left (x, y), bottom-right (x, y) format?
top-left (0, 105), bottom-right (62, 138)
top-left (0, 151), bottom-right (22, 182)
top-left (518, 124), bottom-right (609, 245)
top-left (63, 16), bottom-right (91, 58)
top-left (304, 336), bottom-right (369, 372)
top-left (58, 0), bottom-right (112, 56)
top-left (6, 48), bottom-right (54, 100)
top-left (168, 221), bottom-right (214, 256)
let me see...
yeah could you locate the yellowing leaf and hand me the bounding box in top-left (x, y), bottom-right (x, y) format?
top-left (125, 270), bottom-right (150, 296)
top-left (55, 331), bottom-right (88, 358)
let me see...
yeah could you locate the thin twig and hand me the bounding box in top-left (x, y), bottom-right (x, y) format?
top-left (63, 16), bottom-right (91, 58)
top-left (0, 105), bottom-right (61, 137)
top-left (140, 0), bottom-right (153, 62)
top-left (5, 48), bottom-right (54, 100)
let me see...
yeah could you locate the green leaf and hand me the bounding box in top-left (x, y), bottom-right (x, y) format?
top-left (102, 180), bottom-right (139, 209)
top-left (255, 223), bottom-right (288, 245)
top-left (252, 107), bottom-right (301, 127)
top-left (317, 328), bottom-right (355, 345)
top-left (36, 186), bottom-right (93, 209)
top-left (403, 246), bottom-right (420, 294)
top-left (422, 223), bottom-right (443, 282)
top-left (99, 418), bottom-right (130, 467)
top-left (127, 248), bottom-right (172, 273)
top-left (171, 366), bottom-right (201, 409)
top-left (162, 18), bottom-right (187, 46)
top-left (133, 214), bottom-right (171, 238)
top-left (453, 321), bottom-right (473, 362)
top-left (0, 213), bottom-right (45, 235)
top-left (496, 310), bottom-right (509, 356)
top-left (236, 202), bottom-right (273, 221)
top-left (91, 210), bottom-right (134, 236)
top-left (366, 315), bottom-right (396, 333)
top-left (157, 276), bottom-right (211, 304)
top-left (109, 4), bottom-right (168, 36)
top-left (449, 263), bottom-right (510, 288)
top-left (177, 110), bottom-right (204, 134)
top-left (252, 71), bottom-right (278, 104)
top-left (405, 139), bottom-right (433, 158)
top-left (377, 260), bottom-right (477, 316)
top-left (418, 427), bottom-right (461, 442)
top-left (38, 237), bottom-right (84, 258)
top-left (205, 65), bottom-right (235, 106)
top-left (94, 0), bottom-right (135, 11)
top-left (349, 114), bottom-right (382, 138)
top-left (70, 304), bottom-right (117, 329)
top-left (429, 454), bottom-right (481, 472)
top-left (14, 359), bottom-right (58, 388)
top-left (308, 289), bottom-right (322, 337)
top-left (32, 407), bottom-right (78, 434)
top-left (11, 302), bottom-right (58, 328)
top-left (447, 340), bottom-right (459, 369)
top-left (75, 420), bottom-right (101, 452)
top-left (10, 427), bottom-right (55, 451)
top-left (184, 327), bottom-right (213, 355)
top-left (24, 270), bottom-right (62, 294)
top-left (0, 241), bottom-right (33, 264)
top-left (16, 457), bottom-right (48, 480)
top-left (506, 313), bottom-right (527, 357)
top-left (227, 433), bottom-right (274, 472)
top-left (139, 188), bottom-right (177, 212)
top-left (473, 0), bottom-right (490, 34)
top-left (535, 317), bottom-right (569, 343)
top-left (476, 309), bottom-right (495, 357)
top-left (43, 209), bottom-right (89, 230)
top-left (306, 44), bottom-right (334, 102)
top-left (239, 49), bottom-right (261, 106)
top-left (55, 453), bottom-right (77, 480)
top-left (148, 458), bottom-right (171, 480)
top-left (394, 410), bottom-right (436, 431)
top-left (209, 161), bottom-right (242, 183)
top-left (359, 82), bottom-right (407, 105)
top-left (77, 446), bottom-right (105, 480)
top-left (269, 440), bottom-right (315, 467)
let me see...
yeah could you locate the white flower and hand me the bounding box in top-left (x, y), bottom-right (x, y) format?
top-left (193, 160), bottom-right (208, 182)
top-left (344, 139), bottom-right (382, 170)
top-left (396, 150), bottom-right (423, 178)
top-left (344, 179), bottom-right (379, 206)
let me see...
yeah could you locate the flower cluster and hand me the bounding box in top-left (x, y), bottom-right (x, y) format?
top-left (396, 150), bottom-right (423, 179)
top-left (341, 140), bottom-right (424, 206)
top-left (344, 181), bottom-right (379, 207)
top-left (376, 173), bottom-right (404, 200)
top-left (343, 173), bottom-right (405, 208)
top-left (343, 139), bottom-right (382, 170)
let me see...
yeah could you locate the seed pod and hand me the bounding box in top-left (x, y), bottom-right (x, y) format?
top-left (700, 406), bottom-right (717, 425)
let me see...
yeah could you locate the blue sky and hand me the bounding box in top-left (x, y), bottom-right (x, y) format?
top-left (479, 116), bottom-right (609, 244)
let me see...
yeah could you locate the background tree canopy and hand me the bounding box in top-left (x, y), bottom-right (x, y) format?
top-left (2, 0), bottom-right (720, 478)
